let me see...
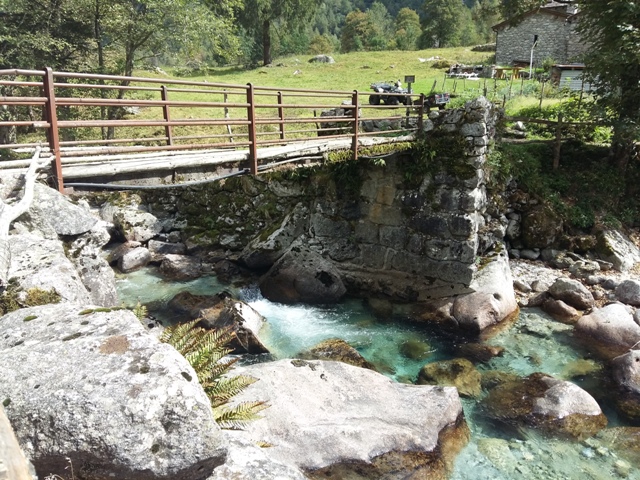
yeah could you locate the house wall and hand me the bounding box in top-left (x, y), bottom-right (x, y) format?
top-left (566, 21), bottom-right (588, 61)
top-left (495, 14), bottom-right (573, 66)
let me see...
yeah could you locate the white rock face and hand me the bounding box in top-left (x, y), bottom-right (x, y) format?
top-left (8, 233), bottom-right (91, 304)
top-left (0, 304), bottom-right (225, 480)
top-left (453, 249), bottom-right (518, 333)
top-left (228, 359), bottom-right (465, 476)
top-left (596, 230), bottom-right (640, 272)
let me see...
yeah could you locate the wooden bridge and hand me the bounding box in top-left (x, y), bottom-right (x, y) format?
top-left (0, 68), bottom-right (427, 192)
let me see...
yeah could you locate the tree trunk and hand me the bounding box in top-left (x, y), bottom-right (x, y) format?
top-left (0, 148), bottom-right (48, 290)
top-left (262, 19), bottom-right (272, 66)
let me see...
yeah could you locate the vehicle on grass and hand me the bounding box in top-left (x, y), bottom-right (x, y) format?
top-left (368, 80), bottom-right (409, 106)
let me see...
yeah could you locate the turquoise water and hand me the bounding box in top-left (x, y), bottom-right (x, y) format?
top-left (116, 268), bottom-right (639, 480)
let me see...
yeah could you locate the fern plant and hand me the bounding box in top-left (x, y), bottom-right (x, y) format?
top-left (160, 319), bottom-right (268, 429)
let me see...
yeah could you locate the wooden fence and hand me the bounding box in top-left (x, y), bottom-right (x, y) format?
top-left (0, 68), bottom-right (426, 192)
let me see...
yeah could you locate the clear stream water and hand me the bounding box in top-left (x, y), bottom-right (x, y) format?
top-left (116, 268), bottom-right (639, 480)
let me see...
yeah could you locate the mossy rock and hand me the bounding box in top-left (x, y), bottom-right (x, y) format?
top-left (417, 358), bottom-right (482, 397)
top-left (298, 338), bottom-right (376, 371)
top-left (521, 205), bottom-right (563, 249)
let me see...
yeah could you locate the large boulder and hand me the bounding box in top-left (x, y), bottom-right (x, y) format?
top-left (239, 203), bottom-right (308, 269)
top-left (113, 208), bottom-right (163, 243)
top-left (575, 302), bottom-right (640, 359)
top-left (595, 230), bottom-right (640, 272)
top-left (452, 249), bottom-right (518, 335)
top-left (118, 246), bottom-right (151, 273)
top-left (548, 277), bottom-right (594, 310)
top-left (612, 350), bottom-right (640, 421)
top-left (8, 233), bottom-right (91, 304)
top-left (482, 372), bottom-right (607, 439)
top-left (259, 245), bottom-right (346, 304)
top-left (228, 359), bottom-right (469, 478)
top-left (0, 304), bottom-right (225, 479)
top-left (16, 183), bottom-right (97, 237)
top-left (159, 254), bottom-right (202, 281)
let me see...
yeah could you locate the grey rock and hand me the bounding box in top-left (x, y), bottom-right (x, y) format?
top-left (113, 209), bottom-right (163, 243)
top-left (548, 277), bottom-right (594, 310)
top-left (308, 55), bottom-right (335, 64)
top-left (615, 279), bottom-right (640, 306)
top-left (569, 260), bottom-right (601, 279)
top-left (611, 350), bottom-right (640, 421)
top-left (228, 359), bottom-right (466, 477)
top-left (240, 204), bottom-right (308, 269)
top-left (595, 230), bottom-right (640, 272)
top-left (0, 304), bottom-right (225, 480)
top-left (259, 244), bottom-right (346, 304)
top-left (520, 249), bottom-right (540, 260)
top-left (452, 249), bottom-right (518, 334)
top-left (148, 239), bottom-right (187, 259)
top-left (575, 302), bottom-right (640, 359)
top-left (603, 278), bottom-right (621, 290)
top-left (8, 233), bottom-right (91, 304)
top-left (160, 254), bottom-right (202, 281)
top-left (18, 184), bottom-right (98, 236)
top-left (118, 246), bottom-right (151, 273)
top-left (513, 279), bottom-right (532, 293)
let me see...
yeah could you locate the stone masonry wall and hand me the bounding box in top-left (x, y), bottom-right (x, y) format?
top-left (145, 98), bottom-right (500, 301)
top-left (496, 13), bottom-right (576, 66)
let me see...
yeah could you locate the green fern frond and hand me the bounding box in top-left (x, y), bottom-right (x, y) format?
top-left (160, 319), bottom-right (267, 429)
top-left (206, 374), bottom-right (259, 408)
top-left (214, 401), bottom-right (269, 429)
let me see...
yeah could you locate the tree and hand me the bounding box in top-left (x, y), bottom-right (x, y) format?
top-left (393, 8), bottom-right (421, 50)
top-left (366, 2), bottom-right (393, 50)
top-left (576, 0), bottom-right (640, 171)
top-left (237, 0), bottom-right (322, 66)
top-left (421, 0), bottom-right (465, 47)
top-left (340, 10), bottom-right (373, 52)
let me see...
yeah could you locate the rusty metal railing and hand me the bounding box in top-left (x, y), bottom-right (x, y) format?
top-left (0, 68), bottom-right (425, 192)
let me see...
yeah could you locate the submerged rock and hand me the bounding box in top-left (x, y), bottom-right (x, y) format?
top-left (259, 244), bottom-right (346, 304)
top-left (417, 358), bottom-right (482, 397)
top-left (228, 359), bottom-right (469, 479)
top-left (400, 338), bottom-right (434, 361)
top-left (0, 304), bottom-right (225, 479)
top-left (298, 338), bottom-right (376, 370)
top-left (482, 372), bottom-right (607, 439)
top-left (456, 342), bottom-right (504, 363)
top-left (575, 302), bottom-right (640, 359)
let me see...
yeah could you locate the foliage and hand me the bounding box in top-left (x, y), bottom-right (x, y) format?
top-left (575, 0), bottom-right (640, 171)
top-left (132, 301), bottom-right (148, 321)
top-left (421, 0), bottom-right (466, 48)
top-left (487, 140), bottom-right (640, 230)
top-left (512, 96), bottom-right (613, 143)
top-left (161, 319), bottom-right (268, 429)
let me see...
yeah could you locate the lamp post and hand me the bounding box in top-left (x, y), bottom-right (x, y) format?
top-left (529, 35), bottom-right (539, 78)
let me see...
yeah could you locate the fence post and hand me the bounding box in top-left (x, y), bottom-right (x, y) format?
top-left (223, 90), bottom-right (234, 143)
top-left (277, 91), bottom-right (285, 140)
top-left (417, 93), bottom-right (425, 135)
top-left (351, 90), bottom-right (359, 161)
top-left (161, 86), bottom-right (173, 146)
top-left (43, 67), bottom-right (63, 193)
top-left (246, 83), bottom-right (258, 175)
top-left (553, 113), bottom-right (563, 170)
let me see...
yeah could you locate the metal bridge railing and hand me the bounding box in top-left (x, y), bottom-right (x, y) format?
top-left (0, 68), bottom-right (426, 192)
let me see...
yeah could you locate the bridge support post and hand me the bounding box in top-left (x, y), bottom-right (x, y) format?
top-left (161, 86), bottom-right (173, 146)
top-left (351, 90), bottom-right (359, 161)
top-left (43, 67), bottom-right (63, 193)
top-left (247, 83), bottom-right (258, 175)
top-left (417, 93), bottom-right (425, 135)
top-left (277, 92), bottom-right (285, 140)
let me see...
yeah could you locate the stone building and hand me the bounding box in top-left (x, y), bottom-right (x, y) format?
top-left (492, 2), bottom-right (586, 68)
